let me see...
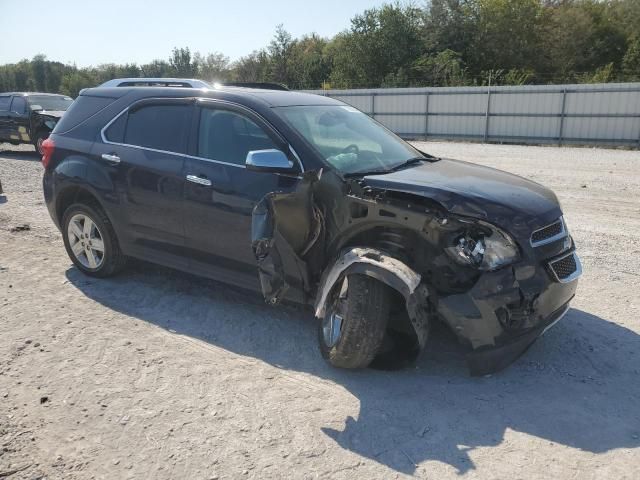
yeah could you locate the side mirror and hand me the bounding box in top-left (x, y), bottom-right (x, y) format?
top-left (30, 104), bottom-right (43, 111)
top-left (245, 149), bottom-right (294, 173)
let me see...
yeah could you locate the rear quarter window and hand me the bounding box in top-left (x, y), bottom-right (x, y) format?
top-left (0, 96), bottom-right (10, 111)
top-left (53, 95), bottom-right (117, 134)
top-left (123, 104), bottom-right (191, 153)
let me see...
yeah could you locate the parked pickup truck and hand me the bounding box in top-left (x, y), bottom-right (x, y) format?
top-left (0, 92), bottom-right (73, 154)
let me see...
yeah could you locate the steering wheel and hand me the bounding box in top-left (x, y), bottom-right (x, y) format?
top-left (341, 144), bottom-right (359, 155)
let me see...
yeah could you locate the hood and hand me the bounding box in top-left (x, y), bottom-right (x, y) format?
top-left (363, 158), bottom-right (562, 238)
top-left (34, 110), bottom-right (65, 119)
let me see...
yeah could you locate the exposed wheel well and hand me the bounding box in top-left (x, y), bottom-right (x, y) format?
top-left (55, 187), bottom-right (103, 226)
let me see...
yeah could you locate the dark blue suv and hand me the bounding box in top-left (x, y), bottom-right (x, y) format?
top-left (42, 80), bottom-right (581, 374)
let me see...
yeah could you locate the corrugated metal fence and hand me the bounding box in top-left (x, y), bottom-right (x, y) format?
top-left (303, 83), bottom-right (640, 148)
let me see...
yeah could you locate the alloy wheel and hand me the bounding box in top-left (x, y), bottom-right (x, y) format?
top-left (67, 213), bottom-right (105, 269)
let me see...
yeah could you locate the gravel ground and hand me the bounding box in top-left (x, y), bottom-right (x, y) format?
top-left (1, 141), bottom-right (639, 479)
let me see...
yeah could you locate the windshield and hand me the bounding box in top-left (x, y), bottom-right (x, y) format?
top-left (27, 95), bottom-right (73, 111)
top-left (274, 105), bottom-right (424, 175)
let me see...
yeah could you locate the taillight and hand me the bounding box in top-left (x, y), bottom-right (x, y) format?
top-left (41, 137), bottom-right (55, 169)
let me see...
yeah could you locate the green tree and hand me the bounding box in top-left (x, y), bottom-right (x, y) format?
top-left (287, 34), bottom-right (331, 89)
top-left (329, 3), bottom-right (424, 88)
top-left (267, 25), bottom-right (294, 85)
top-left (194, 52), bottom-right (230, 82)
top-left (169, 47), bottom-right (198, 77)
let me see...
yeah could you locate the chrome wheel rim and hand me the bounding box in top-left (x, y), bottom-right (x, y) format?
top-left (322, 277), bottom-right (348, 348)
top-left (36, 137), bottom-right (45, 155)
top-left (67, 213), bottom-right (105, 269)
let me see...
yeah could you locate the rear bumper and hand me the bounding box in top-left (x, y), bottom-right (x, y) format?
top-left (435, 251), bottom-right (581, 375)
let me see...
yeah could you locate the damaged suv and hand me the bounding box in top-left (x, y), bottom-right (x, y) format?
top-left (42, 83), bottom-right (581, 375)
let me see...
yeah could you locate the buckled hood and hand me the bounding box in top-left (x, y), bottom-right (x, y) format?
top-left (362, 158), bottom-right (562, 238)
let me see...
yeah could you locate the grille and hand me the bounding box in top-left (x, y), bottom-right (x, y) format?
top-left (550, 253), bottom-right (578, 281)
top-left (531, 218), bottom-right (565, 246)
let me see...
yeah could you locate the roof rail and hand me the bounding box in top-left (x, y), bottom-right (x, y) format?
top-left (98, 78), bottom-right (211, 88)
top-left (219, 82), bottom-right (289, 91)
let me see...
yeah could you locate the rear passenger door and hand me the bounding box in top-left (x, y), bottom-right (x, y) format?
top-left (95, 98), bottom-right (193, 265)
top-left (183, 100), bottom-right (301, 289)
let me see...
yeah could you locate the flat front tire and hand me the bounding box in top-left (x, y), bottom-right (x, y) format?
top-left (62, 202), bottom-right (126, 277)
top-left (319, 274), bottom-right (391, 369)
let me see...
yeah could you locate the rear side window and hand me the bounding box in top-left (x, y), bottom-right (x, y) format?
top-left (54, 95), bottom-right (116, 134)
top-left (10, 96), bottom-right (27, 114)
top-left (197, 108), bottom-right (278, 165)
top-left (0, 96), bottom-right (10, 111)
top-left (104, 113), bottom-right (127, 143)
top-left (124, 104), bottom-right (191, 154)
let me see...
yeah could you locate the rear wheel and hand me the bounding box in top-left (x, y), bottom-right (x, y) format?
top-left (318, 274), bottom-right (391, 369)
top-left (34, 130), bottom-right (49, 156)
top-left (62, 202), bottom-right (127, 277)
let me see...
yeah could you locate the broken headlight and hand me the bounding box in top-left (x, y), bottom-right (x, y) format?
top-left (447, 224), bottom-right (519, 271)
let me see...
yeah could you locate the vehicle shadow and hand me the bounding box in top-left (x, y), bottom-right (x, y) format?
top-left (65, 262), bottom-right (640, 475)
top-left (0, 145), bottom-right (39, 160)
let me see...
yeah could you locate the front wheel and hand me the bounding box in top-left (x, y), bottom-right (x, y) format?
top-left (318, 274), bottom-right (391, 369)
top-left (62, 202), bottom-right (127, 277)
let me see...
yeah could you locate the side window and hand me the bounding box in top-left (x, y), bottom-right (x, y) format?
top-left (10, 96), bottom-right (27, 114)
top-left (104, 113), bottom-right (127, 143)
top-left (0, 96), bottom-right (10, 111)
top-left (197, 108), bottom-right (279, 165)
top-left (123, 104), bottom-right (191, 153)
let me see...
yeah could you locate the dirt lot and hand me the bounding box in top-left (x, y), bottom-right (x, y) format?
top-left (1, 141), bottom-right (639, 479)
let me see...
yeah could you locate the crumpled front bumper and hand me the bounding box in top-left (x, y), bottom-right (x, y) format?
top-left (436, 250), bottom-right (581, 375)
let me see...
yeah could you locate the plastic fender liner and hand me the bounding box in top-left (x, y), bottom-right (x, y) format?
top-left (314, 247), bottom-right (431, 350)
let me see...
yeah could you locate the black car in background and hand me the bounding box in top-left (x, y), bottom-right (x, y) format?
top-left (41, 81), bottom-right (581, 375)
top-left (0, 92), bottom-right (73, 154)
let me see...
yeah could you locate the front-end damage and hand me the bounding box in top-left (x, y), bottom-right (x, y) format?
top-left (251, 166), bottom-right (581, 375)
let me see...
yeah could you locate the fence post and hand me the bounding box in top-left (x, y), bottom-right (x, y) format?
top-left (371, 93), bottom-right (376, 118)
top-left (484, 88), bottom-right (492, 142)
top-left (558, 89), bottom-right (567, 145)
top-left (424, 92), bottom-right (430, 139)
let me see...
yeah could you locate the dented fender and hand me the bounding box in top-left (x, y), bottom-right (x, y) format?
top-left (314, 247), bottom-right (431, 350)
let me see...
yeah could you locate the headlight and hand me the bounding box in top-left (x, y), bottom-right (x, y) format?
top-left (446, 223), bottom-right (519, 271)
top-left (44, 119), bottom-right (57, 129)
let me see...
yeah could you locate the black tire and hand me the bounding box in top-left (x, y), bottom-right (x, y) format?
top-left (33, 130), bottom-right (49, 156)
top-left (319, 274), bottom-right (391, 369)
top-left (62, 202), bottom-right (127, 277)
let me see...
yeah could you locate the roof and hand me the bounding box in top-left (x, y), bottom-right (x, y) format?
top-left (83, 85), bottom-right (344, 108)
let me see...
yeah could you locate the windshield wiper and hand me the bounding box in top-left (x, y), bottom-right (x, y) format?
top-left (344, 157), bottom-right (426, 178)
top-left (388, 157), bottom-right (424, 172)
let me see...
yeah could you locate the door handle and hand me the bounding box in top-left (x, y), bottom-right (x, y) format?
top-left (101, 153), bottom-right (121, 164)
top-left (186, 174), bottom-right (212, 187)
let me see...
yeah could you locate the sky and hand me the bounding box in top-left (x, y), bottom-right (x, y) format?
top-left (0, 0), bottom-right (391, 67)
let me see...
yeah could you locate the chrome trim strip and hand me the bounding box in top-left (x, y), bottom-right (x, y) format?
top-left (100, 100), bottom-right (304, 173)
top-left (548, 251), bottom-right (582, 283)
top-left (530, 216), bottom-right (567, 247)
top-left (541, 305), bottom-right (570, 336)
